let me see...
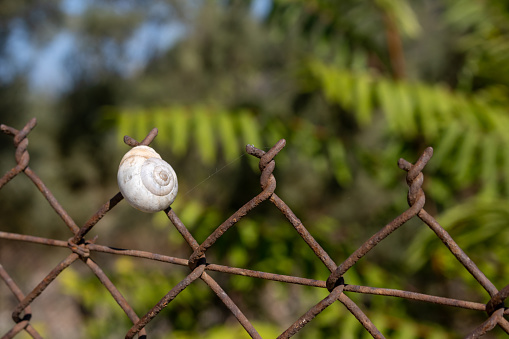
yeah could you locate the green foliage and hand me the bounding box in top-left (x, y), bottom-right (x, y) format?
top-left (109, 105), bottom-right (356, 190)
top-left (407, 199), bottom-right (509, 284)
top-left (327, 138), bottom-right (352, 185)
top-left (374, 0), bottom-right (421, 38)
top-left (110, 106), bottom-right (261, 165)
top-left (307, 59), bottom-right (509, 199)
top-left (59, 258), bottom-right (214, 339)
top-left (445, 0), bottom-right (509, 91)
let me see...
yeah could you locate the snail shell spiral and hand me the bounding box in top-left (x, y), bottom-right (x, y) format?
top-left (117, 145), bottom-right (178, 213)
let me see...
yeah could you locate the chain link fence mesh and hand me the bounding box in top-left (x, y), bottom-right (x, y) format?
top-left (0, 118), bottom-right (508, 338)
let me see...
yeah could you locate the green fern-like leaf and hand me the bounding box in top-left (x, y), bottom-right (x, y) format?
top-left (237, 110), bottom-right (262, 152)
top-left (110, 105), bottom-right (263, 166)
top-left (308, 59), bottom-right (509, 197)
top-left (193, 106), bottom-right (216, 165)
top-left (217, 111), bottom-right (240, 162)
top-left (170, 106), bottom-right (190, 156)
top-left (414, 83), bottom-right (438, 140)
top-left (354, 73), bottom-right (373, 126)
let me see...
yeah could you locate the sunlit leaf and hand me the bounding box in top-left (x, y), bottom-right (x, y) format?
top-left (479, 135), bottom-right (498, 199)
top-left (354, 72), bottom-right (373, 126)
top-left (170, 105), bottom-right (190, 156)
top-left (309, 60), bottom-right (353, 109)
top-left (503, 146), bottom-right (509, 197)
top-left (377, 79), bottom-right (399, 133)
top-left (453, 129), bottom-right (478, 185)
top-left (217, 111), bottom-right (239, 161)
top-left (321, 65), bottom-right (343, 104)
top-left (445, 0), bottom-right (486, 30)
top-left (429, 122), bottom-right (463, 170)
top-left (152, 108), bottom-right (170, 146)
top-left (237, 110), bottom-right (262, 151)
top-left (433, 84), bottom-right (454, 124)
top-left (415, 83), bottom-right (438, 140)
top-left (134, 110), bottom-right (149, 142)
top-left (395, 81), bottom-right (416, 137)
top-left (375, 0), bottom-right (421, 38)
top-left (117, 112), bottom-right (133, 147)
top-left (178, 199), bottom-right (204, 230)
top-left (392, 321), bottom-right (418, 339)
top-left (338, 309), bottom-right (364, 339)
top-left (193, 106), bottom-right (216, 165)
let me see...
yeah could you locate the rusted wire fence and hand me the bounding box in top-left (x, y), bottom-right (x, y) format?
top-left (0, 118), bottom-right (508, 339)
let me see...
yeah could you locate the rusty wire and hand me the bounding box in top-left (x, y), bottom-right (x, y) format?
top-left (0, 118), bottom-right (508, 339)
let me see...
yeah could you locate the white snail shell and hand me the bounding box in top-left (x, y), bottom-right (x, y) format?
top-left (117, 146), bottom-right (178, 213)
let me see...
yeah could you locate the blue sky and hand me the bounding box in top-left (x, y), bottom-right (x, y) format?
top-left (4, 0), bottom-right (273, 96)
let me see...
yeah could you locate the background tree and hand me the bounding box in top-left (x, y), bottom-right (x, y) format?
top-left (1, 0), bottom-right (508, 338)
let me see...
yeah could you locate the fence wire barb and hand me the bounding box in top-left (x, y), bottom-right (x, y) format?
top-left (0, 118), bottom-right (508, 339)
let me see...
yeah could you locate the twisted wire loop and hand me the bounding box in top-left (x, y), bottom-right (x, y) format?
top-left (1, 118), bottom-right (508, 339)
top-left (0, 118), bottom-right (35, 189)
